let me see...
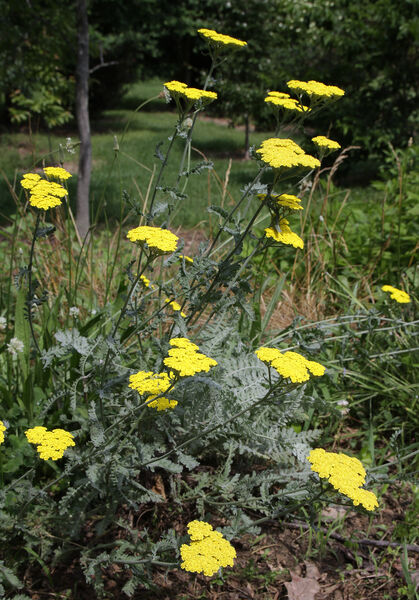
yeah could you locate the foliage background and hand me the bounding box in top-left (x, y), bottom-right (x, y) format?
top-left (0, 0), bottom-right (418, 173)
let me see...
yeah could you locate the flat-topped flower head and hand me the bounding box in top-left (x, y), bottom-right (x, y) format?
top-left (25, 426), bottom-right (75, 460)
top-left (287, 79), bottom-right (345, 100)
top-left (307, 448), bottom-right (378, 511)
top-left (21, 173), bottom-right (67, 210)
top-left (164, 80), bottom-right (217, 108)
top-left (0, 420), bottom-right (6, 445)
top-left (129, 371), bottom-right (176, 411)
top-left (255, 347), bottom-right (325, 383)
top-left (197, 27), bottom-right (247, 49)
top-left (312, 136), bottom-right (341, 151)
top-left (43, 166), bottom-right (72, 180)
top-left (129, 371), bottom-right (173, 396)
top-left (21, 173), bottom-right (42, 189)
top-left (381, 285), bottom-right (411, 304)
top-left (256, 138), bottom-right (320, 171)
top-left (163, 337), bottom-right (217, 377)
top-left (267, 91), bottom-right (291, 99)
top-left (265, 92), bottom-right (310, 113)
top-left (147, 397), bottom-right (178, 411)
top-left (180, 520), bottom-right (236, 577)
top-left (258, 193), bottom-right (303, 211)
top-left (127, 225), bottom-right (179, 254)
top-left (265, 218), bottom-right (304, 249)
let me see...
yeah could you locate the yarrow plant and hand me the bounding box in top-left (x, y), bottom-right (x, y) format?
top-left (0, 25), bottom-right (392, 597)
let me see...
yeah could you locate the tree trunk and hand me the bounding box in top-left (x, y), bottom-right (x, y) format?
top-left (244, 113), bottom-right (250, 160)
top-left (75, 0), bottom-right (91, 240)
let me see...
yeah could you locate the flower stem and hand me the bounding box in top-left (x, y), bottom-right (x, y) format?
top-left (27, 211), bottom-right (41, 354)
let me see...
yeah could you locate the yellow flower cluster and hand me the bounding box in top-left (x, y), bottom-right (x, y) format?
top-left (129, 371), bottom-right (176, 412)
top-left (147, 397), bottom-right (178, 411)
top-left (287, 80), bottom-right (345, 99)
top-left (258, 193), bottom-right (303, 211)
top-left (163, 337), bottom-right (217, 377)
top-left (180, 520), bottom-right (237, 576)
top-left (312, 136), bottom-right (341, 151)
top-left (381, 285), bottom-right (411, 304)
top-left (165, 299), bottom-right (187, 318)
top-left (127, 226), bottom-right (179, 254)
top-left (21, 173), bottom-right (67, 210)
top-left (264, 91), bottom-right (310, 113)
top-left (0, 420), bottom-right (5, 445)
top-left (256, 138), bottom-right (320, 171)
top-left (197, 27), bottom-right (247, 48)
top-left (307, 448), bottom-right (379, 511)
top-left (140, 274), bottom-right (152, 289)
top-left (255, 347), bottom-right (325, 383)
top-left (43, 166), bottom-right (72, 180)
top-left (164, 80), bottom-right (217, 104)
top-left (129, 370), bottom-right (172, 395)
top-left (25, 426), bottom-right (75, 460)
top-left (265, 219), bottom-right (304, 248)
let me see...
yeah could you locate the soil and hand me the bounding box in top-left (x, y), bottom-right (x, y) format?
top-left (16, 483), bottom-right (418, 600)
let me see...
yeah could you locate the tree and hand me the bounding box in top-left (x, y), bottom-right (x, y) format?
top-left (75, 0), bottom-right (91, 240)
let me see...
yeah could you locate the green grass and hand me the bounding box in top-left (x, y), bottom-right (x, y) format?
top-left (0, 78), bottom-right (276, 229)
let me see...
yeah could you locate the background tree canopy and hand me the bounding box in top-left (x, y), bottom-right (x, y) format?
top-left (0, 0), bottom-right (417, 174)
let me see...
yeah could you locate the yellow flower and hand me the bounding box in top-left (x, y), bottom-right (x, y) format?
top-left (197, 28), bottom-right (247, 48)
top-left (265, 219), bottom-right (304, 249)
top-left (129, 371), bottom-right (177, 411)
top-left (180, 520), bottom-right (236, 577)
top-left (258, 193), bottom-right (303, 211)
top-left (312, 136), bottom-right (341, 151)
top-left (256, 138), bottom-right (320, 171)
top-left (140, 274), bottom-right (152, 289)
top-left (147, 397), bottom-right (178, 411)
top-left (307, 448), bottom-right (379, 511)
top-left (381, 285), bottom-right (411, 304)
top-left (43, 166), bottom-right (72, 180)
top-left (255, 347), bottom-right (325, 383)
top-left (21, 173), bottom-right (41, 189)
top-left (265, 92), bottom-right (310, 113)
top-left (165, 299), bottom-right (186, 318)
top-left (127, 226), bottom-right (179, 254)
top-left (287, 80), bottom-right (345, 99)
top-left (129, 371), bottom-right (173, 396)
top-left (163, 337), bottom-right (217, 377)
top-left (21, 173), bottom-right (67, 210)
top-left (25, 426), bottom-right (75, 460)
top-left (0, 420), bottom-right (6, 445)
top-left (164, 80), bottom-right (217, 106)
top-left (179, 254), bottom-right (194, 263)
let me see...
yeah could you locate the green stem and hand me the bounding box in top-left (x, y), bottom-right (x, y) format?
top-left (27, 211), bottom-right (41, 354)
top-left (147, 122), bottom-right (182, 223)
top-left (175, 60), bottom-right (216, 189)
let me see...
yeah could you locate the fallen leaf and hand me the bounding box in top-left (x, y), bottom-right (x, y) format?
top-left (285, 573), bottom-right (320, 600)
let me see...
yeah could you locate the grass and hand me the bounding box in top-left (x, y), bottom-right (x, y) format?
top-left (0, 78), bottom-right (276, 229)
